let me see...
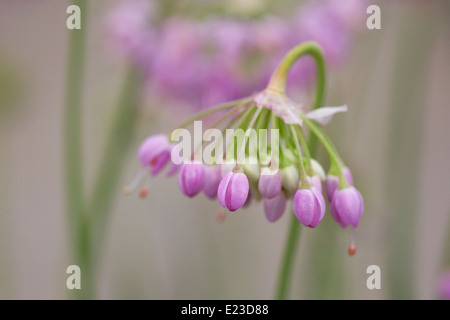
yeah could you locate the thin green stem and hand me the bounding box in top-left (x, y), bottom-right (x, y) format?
top-left (268, 41), bottom-right (325, 111)
top-left (65, 0), bottom-right (87, 233)
top-left (274, 41), bottom-right (326, 300)
top-left (296, 126), bottom-right (310, 162)
top-left (299, 116), bottom-right (344, 168)
top-left (299, 116), bottom-right (349, 190)
top-left (176, 98), bottom-right (252, 130)
top-left (64, 0), bottom-right (88, 299)
top-left (295, 126), bottom-right (313, 176)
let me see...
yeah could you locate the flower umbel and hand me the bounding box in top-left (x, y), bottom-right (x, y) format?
top-left (125, 42), bottom-right (364, 254)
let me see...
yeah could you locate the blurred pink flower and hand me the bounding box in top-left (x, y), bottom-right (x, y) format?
top-left (106, 0), bottom-right (367, 110)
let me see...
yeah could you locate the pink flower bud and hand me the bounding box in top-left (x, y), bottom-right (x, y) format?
top-left (312, 185), bottom-right (326, 222)
top-left (243, 191), bottom-right (253, 208)
top-left (264, 192), bottom-right (286, 222)
top-left (166, 162), bottom-right (181, 177)
top-left (202, 165), bottom-right (222, 199)
top-left (217, 172), bottom-right (249, 212)
top-left (138, 134), bottom-right (171, 175)
top-left (293, 188), bottom-right (324, 228)
top-left (330, 186), bottom-right (363, 228)
top-left (178, 163), bottom-right (205, 198)
top-left (325, 167), bottom-right (353, 202)
top-left (258, 167), bottom-right (282, 199)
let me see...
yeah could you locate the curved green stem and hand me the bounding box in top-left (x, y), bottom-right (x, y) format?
top-left (64, 0), bottom-right (89, 299)
top-left (274, 41), bottom-right (326, 300)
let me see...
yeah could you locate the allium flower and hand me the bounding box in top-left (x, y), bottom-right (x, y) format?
top-left (126, 42), bottom-right (364, 254)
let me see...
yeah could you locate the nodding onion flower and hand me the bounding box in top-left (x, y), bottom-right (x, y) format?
top-left (124, 42), bottom-right (363, 255)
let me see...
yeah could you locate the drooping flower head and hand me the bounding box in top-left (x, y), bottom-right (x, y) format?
top-left (125, 41), bottom-right (364, 255)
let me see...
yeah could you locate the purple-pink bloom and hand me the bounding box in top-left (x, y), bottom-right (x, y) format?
top-left (166, 162), bottom-right (181, 177)
top-left (217, 172), bottom-right (249, 212)
top-left (258, 168), bottom-right (282, 199)
top-left (202, 165), bottom-right (222, 199)
top-left (264, 192), bottom-right (287, 223)
top-left (330, 186), bottom-right (363, 228)
top-left (293, 188), bottom-right (323, 228)
top-left (325, 167), bottom-right (353, 202)
top-left (178, 163), bottom-right (205, 198)
top-left (138, 134), bottom-right (171, 175)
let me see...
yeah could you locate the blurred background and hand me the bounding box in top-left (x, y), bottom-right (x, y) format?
top-left (0, 0), bottom-right (449, 299)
